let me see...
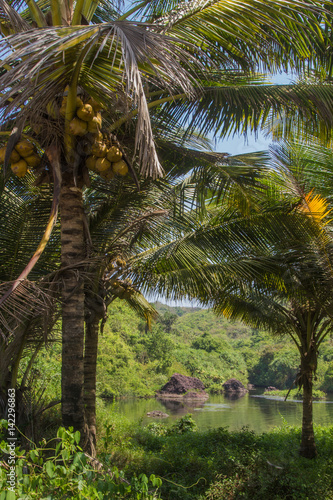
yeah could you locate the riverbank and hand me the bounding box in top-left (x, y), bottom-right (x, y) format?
top-left (2, 414), bottom-right (332, 499)
top-left (1, 402), bottom-right (332, 499)
top-left (102, 390), bottom-right (333, 434)
top-left (95, 408), bottom-right (333, 500)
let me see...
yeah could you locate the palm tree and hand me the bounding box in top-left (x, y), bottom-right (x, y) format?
top-left (186, 140), bottom-right (333, 459)
top-left (0, 174), bottom-right (60, 439)
top-left (81, 149), bottom-right (265, 454)
top-left (1, 0), bottom-right (333, 443)
top-left (211, 205), bottom-right (333, 459)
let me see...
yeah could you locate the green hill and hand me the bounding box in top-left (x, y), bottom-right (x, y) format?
top-left (28, 300), bottom-right (333, 401)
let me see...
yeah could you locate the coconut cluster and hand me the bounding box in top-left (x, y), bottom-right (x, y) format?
top-left (85, 139), bottom-right (128, 181)
top-left (106, 257), bottom-right (135, 299)
top-left (65, 96), bottom-right (103, 137)
top-left (0, 139), bottom-right (41, 178)
top-left (110, 278), bottom-right (136, 300)
top-left (46, 89), bottom-right (129, 182)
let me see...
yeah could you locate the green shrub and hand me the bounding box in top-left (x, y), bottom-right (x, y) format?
top-left (0, 422), bottom-right (162, 499)
top-left (320, 361), bottom-right (333, 393)
top-left (264, 388), bottom-right (327, 400)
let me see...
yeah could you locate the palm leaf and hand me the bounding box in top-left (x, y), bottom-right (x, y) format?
top-left (154, 82), bottom-right (333, 142)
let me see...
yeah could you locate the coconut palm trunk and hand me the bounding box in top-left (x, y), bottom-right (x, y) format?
top-left (299, 350), bottom-right (317, 459)
top-left (83, 305), bottom-right (103, 457)
top-left (60, 181), bottom-right (86, 434)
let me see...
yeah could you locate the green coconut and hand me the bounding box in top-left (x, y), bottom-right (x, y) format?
top-left (85, 155), bottom-right (98, 172)
top-left (10, 150), bottom-right (21, 163)
top-left (107, 146), bottom-right (122, 163)
top-left (15, 140), bottom-right (34, 158)
top-left (87, 113), bottom-right (102, 133)
top-left (112, 159), bottom-right (128, 176)
top-left (95, 157), bottom-right (111, 172)
top-left (25, 154), bottom-right (42, 168)
top-left (77, 104), bottom-right (95, 122)
top-left (69, 117), bottom-right (88, 136)
top-left (11, 159), bottom-right (28, 178)
top-left (91, 141), bottom-right (107, 157)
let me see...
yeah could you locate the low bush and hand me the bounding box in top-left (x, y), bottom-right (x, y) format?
top-left (0, 421), bottom-right (162, 499)
top-left (264, 388), bottom-right (327, 400)
top-left (97, 413), bottom-right (333, 500)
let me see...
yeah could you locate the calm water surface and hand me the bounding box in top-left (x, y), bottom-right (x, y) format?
top-left (109, 390), bottom-right (333, 433)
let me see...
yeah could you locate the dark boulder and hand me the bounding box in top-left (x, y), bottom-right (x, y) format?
top-left (222, 378), bottom-right (248, 393)
top-left (157, 373), bottom-right (208, 400)
top-left (160, 373), bottom-right (205, 394)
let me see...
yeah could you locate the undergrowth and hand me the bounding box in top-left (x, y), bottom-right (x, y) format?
top-left (1, 412), bottom-right (333, 499)
top-left (97, 409), bottom-right (333, 500)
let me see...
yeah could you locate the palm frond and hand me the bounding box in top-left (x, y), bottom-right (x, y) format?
top-left (154, 82), bottom-right (333, 143)
top-left (157, 0), bottom-right (327, 73)
top-left (0, 0), bottom-right (29, 33)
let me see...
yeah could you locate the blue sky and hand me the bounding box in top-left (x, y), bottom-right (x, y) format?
top-left (213, 71), bottom-right (293, 156)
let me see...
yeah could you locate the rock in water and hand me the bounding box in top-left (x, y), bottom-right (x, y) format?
top-left (222, 378), bottom-right (248, 393)
top-left (157, 373), bottom-right (208, 400)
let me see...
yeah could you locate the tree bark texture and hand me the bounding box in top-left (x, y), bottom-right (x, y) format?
top-left (83, 317), bottom-right (99, 457)
top-left (60, 183), bottom-right (86, 434)
top-left (299, 352), bottom-right (317, 459)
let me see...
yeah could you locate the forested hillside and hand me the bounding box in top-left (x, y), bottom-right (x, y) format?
top-left (31, 301), bottom-right (333, 400)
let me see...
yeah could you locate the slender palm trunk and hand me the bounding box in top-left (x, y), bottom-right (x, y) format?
top-left (83, 290), bottom-right (106, 456)
top-left (83, 317), bottom-right (99, 456)
top-left (299, 353), bottom-right (317, 459)
top-left (60, 181), bottom-right (86, 434)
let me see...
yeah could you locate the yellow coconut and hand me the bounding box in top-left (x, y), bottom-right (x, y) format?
top-left (76, 96), bottom-right (83, 108)
top-left (25, 154), bottom-right (41, 168)
top-left (60, 96), bottom-right (83, 117)
top-left (10, 150), bottom-right (21, 163)
top-left (85, 155), bottom-right (98, 171)
top-left (0, 146), bottom-right (20, 163)
top-left (69, 117), bottom-right (88, 136)
top-left (107, 146), bottom-right (122, 163)
top-left (87, 113), bottom-right (102, 133)
top-left (99, 168), bottom-right (115, 181)
top-left (87, 98), bottom-right (104, 112)
top-left (11, 159), bottom-right (28, 178)
top-left (95, 157), bottom-right (111, 172)
top-left (77, 104), bottom-right (95, 122)
top-left (0, 146), bottom-right (7, 163)
top-left (91, 141), bottom-right (107, 158)
top-left (15, 140), bottom-right (34, 158)
top-left (112, 159), bottom-right (128, 176)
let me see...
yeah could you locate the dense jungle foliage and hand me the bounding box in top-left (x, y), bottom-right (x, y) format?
top-left (4, 302), bottom-right (332, 499)
top-left (26, 301), bottom-right (333, 404)
top-left (2, 411), bottom-right (333, 499)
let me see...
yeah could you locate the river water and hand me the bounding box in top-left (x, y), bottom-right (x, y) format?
top-left (109, 390), bottom-right (333, 432)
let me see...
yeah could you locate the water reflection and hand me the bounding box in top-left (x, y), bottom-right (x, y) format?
top-left (156, 397), bottom-right (206, 417)
top-left (223, 392), bottom-right (247, 401)
top-left (108, 390), bottom-right (333, 432)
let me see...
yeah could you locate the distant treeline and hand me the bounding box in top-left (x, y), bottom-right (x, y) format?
top-left (29, 301), bottom-right (333, 401)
